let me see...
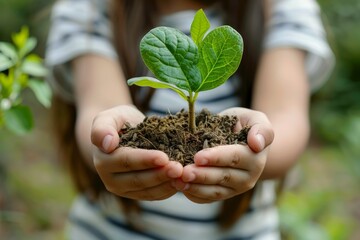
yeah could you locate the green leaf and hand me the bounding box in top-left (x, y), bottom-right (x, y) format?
top-left (3, 105), bottom-right (33, 134)
top-left (190, 9), bottom-right (210, 46)
top-left (22, 57), bottom-right (48, 77)
top-left (28, 79), bottom-right (52, 108)
top-left (140, 26), bottom-right (202, 92)
top-left (18, 73), bottom-right (29, 87)
top-left (196, 25), bottom-right (243, 92)
top-left (19, 37), bottom-right (37, 59)
top-left (12, 26), bottom-right (29, 50)
top-left (0, 42), bottom-right (18, 62)
top-left (0, 55), bottom-right (14, 72)
top-left (128, 76), bottom-right (187, 100)
top-left (0, 72), bottom-right (8, 87)
top-left (0, 73), bottom-right (12, 98)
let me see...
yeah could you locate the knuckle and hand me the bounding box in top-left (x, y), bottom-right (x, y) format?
top-left (120, 158), bottom-right (131, 170)
top-left (119, 153), bottom-right (131, 169)
top-left (230, 151), bottom-right (241, 167)
top-left (214, 156), bottom-right (221, 165)
top-left (229, 147), bottom-right (241, 168)
top-left (219, 171), bottom-right (231, 185)
top-left (130, 174), bottom-right (145, 189)
top-left (201, 171), bottom-right (207, 183)
top-left (212, 190), bottom-right (224, 200)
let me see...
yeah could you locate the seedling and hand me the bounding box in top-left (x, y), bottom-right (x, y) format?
top-left (128, 9), bottom-right (243, 132)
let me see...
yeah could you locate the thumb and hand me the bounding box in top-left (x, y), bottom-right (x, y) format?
top-left (100, 134), bottom-right (119, 153)
top-left (91, 105), bottom-right (145, 153)
top-left (247, 123), bottom-right (274, 153)
top-left (91, 112), bottom-right (121, 153)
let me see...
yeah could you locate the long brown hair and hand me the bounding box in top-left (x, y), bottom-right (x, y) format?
top-left (52, 0), bottom-right (265, 230)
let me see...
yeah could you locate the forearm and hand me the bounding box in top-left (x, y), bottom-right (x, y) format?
top-left (252, 48), bottom-right (310, 179)
top-left (73, 54), bottom-right (133, 169)
top-left (260, 108), bottom-right (310, 179)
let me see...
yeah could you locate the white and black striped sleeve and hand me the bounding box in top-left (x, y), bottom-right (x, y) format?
top-left (264, 0), bottom-right (335, 92)
top-left (45, 0), bottom-right (116, 102)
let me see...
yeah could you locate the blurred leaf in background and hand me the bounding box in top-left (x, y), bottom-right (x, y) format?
top-left (0, 1), bottom-right (73, 239)
top-left (312, 0), bottom-right (360, 145)
top-left (0, 0), bottom-right (55, 135)
top-left (312, 0), bottom-right (360, 197)
top-left (0, 26), bottom-right (52, 134)
top-left (279, 1), bottom-right (360, 239)
top-left (0, 0), bottom-right (52, 54)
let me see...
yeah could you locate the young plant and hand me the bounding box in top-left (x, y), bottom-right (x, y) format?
top-left (128, 9), bottom-right (243, 133)
top-left (0, 26), bottom-right (52, 134)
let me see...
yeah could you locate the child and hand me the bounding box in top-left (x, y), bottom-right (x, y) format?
top-left (46, 0), bottom-right (334, 239)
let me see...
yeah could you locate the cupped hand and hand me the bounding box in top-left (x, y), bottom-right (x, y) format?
top-left (173, 107), bottom-right (274, 203)
top-left (91, 105), bottom-right (183, 200)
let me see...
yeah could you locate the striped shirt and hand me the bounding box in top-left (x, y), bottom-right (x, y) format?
top-left (68, 181), bottom-right (279, 240)
top-left (46, 0), bottom-right (334, 239)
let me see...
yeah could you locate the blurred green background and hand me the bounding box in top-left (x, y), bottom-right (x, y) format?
top-left (0, 0), bottom-right (359, 239)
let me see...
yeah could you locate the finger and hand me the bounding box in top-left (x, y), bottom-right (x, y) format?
top-left (247, 122), bottom-right (274, 153)
top-left (181, 165), bottom-right (253, 192)
top-left (219, 108), bottom-right (274, 152)
top-left (183, 192), bottom-right (214, 204)
top-left (111, 161), bottom-right (183, 192)
top-left (121, 182), bottom-right (177, 201)
top-left (194, 145), bottom-right (265, 172)
top-left (91, 105), bottom-right (144, 153)
top-left (94, 147), bottom-right (170, 173)
top-left (183, 184), bottom-right (236, 202)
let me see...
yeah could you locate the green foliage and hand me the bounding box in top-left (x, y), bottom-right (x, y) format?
top-left (137, 26), bottom-right (202, 93)
top-left (128, 9), bottom-right (243, 132)
top-left (196, 25), bottom-right (243, 92)
top-left (0, 0), bottom-right (54, 53)
top-left (190, 8), bottom-right (210, 46)
top-left (129, 9), bottom-right (243, 100)
top-left (312, 0), bottom-right (360, 143)
top-left (280, 191), bottom-right (354, 240)
top-left (0, 26), bottom-right (52, 134)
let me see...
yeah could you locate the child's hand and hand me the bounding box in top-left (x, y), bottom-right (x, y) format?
top-left (173, 107), bottom-right (274, 203)
top-left (91, 105), bottom-right (183, 200)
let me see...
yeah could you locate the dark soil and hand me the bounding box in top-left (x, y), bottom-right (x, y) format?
top-left (119, 109), bottom-right (250, 166)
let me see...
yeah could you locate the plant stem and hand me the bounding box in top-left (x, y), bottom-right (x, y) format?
top-left (188, 93), bottom-right (196, 133)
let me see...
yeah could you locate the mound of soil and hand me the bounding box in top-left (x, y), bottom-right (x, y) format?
top-left (119, 109), bottom-right (250, 166)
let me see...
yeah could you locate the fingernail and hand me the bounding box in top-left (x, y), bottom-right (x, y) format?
top-left (102, 135), bottom-right (113, 152)
top-left (256, 134), bottom-right (265, 150)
